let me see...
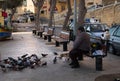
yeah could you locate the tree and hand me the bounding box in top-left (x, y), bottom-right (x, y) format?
top-left (62, 0), bottom-right (72, 30)
top-left (4, 0), bottom-right (24, 26)
top-left (72, 0), bottom-right (86, 39)
top-left (32, 0), bottom-right (45, 30)
top-left (77, 0), bottom-right (87, 26)
top-left (48, 0), bottom-right (57, 28)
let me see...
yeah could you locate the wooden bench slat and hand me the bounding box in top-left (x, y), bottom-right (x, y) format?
top-left (54, 38), bottom-right (69, 43)
top-left (54, 31), bottom-right (69, 43)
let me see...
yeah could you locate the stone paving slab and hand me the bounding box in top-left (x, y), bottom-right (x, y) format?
top-left (0, 32), bottom-right (120, 81)
top-left (95, 73), bottom-right (120, 81)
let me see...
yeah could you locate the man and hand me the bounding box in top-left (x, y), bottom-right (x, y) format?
top-left (101, 29), bottom-right (110, 52)
top-left (69, 27), bottom-right (90, 68)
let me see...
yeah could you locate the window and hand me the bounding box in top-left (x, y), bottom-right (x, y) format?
top-left (23, 0), bottom-right (27, 7)
top-left (61, 6), bottom-right (65, 11)
top-left (90, 24), bottom-right (104, 32)
top-left (114, 27), bottom-right (120, 37)
top-left (109, 26), bottom-right (117, 35)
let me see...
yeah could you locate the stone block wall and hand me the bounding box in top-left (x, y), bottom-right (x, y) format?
top-left (102, 0), bottom-right (115, 6)
top-left (102, 5), bottom-right (114, 26)
top-left (114, 4), bottom-right (120, 24)
top-left (117, 0), bottom-right (120, 2)
top-left (86, 3), bottom-right (120, 26)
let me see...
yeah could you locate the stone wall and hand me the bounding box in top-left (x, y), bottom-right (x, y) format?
top-left (86, 3), bottom-right (120, 26)
top-left (102, 0), bottom-right (115, 6)
top-left (102, 5), bottom-right (114, 26)
top-left (117, 0), bottom-right (120, 2)
top-left (114, 4), bottom-right (120, 24)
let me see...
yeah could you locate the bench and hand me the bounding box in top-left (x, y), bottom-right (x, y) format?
top-left (43, 28), bottom-right (54, 42)
top-left (53, 31), bottom-right (70, 51)
top-left (32, 26), bottom-right (45, 37)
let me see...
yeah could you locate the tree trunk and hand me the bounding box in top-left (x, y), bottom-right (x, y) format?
top-left (32, 0), bottom-right (45, 30)
top-left (35, 5), bottom-right (41, 30)
top-left (10, 8), bottom-right (16, 27)
top-left (48, 0), bottom-right (57, 28)
top-left (63, 0), bottom-right (72, 30)
top-left (78, 0), bottom-right (87, 26)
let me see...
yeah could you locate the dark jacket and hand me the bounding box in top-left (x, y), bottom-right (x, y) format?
top-left (73, 32), bottom-right (90, 51)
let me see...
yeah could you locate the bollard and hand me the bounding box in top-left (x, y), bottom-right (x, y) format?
top-left (95, 56), bottom-right (103, 71)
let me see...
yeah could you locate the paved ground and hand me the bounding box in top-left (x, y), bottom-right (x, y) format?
top-left (12, 23), bottom-right (35, 32)
top-left (0, 32), bottom-right (120, 81)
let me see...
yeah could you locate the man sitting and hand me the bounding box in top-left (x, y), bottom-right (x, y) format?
top-left (69, 26), bottom-right (90, 68)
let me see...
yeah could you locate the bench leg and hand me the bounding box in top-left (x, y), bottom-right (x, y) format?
top-left (32, 30), bottom-right (34, 34)
top-left (63, 42), bottom-right (67, 51)
top-left (34, 31), bottom-right (37, 35)
top-left (48, 35), bottom-right (51, 42)
top-left (37, 32), bottom-right (40, 36)
top-left (44, 36), bottom-right (47, 40)
top-left (78, 54), bottom-right (83, 61)
top-left (32, 30), bottom-right (36, 35)
top-left (95, 56), bottom-right (103, 71)
top-left (39, 32), bottom-right (43, 38)
top-left (56, 41), bottom-right (59, 47)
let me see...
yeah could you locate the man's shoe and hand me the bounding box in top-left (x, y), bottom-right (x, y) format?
top-left (71, 65), bottom-right (80, 68)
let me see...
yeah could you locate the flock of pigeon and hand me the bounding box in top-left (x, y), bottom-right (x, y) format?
top-left (0, 52), bottom-right (64, 72)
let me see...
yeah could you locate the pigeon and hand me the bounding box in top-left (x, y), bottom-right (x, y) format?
top-left (41, 54), bottom-right (48, 57)
top-left (53, 52), bottom-right (58, 55)
top-left (21, 54), bottom-right (28, 58)
top-left (0, 65), bottom-right (6, 72)
top-left (53, 57), bottom-right (57, 64)
top-left (41, 62), bottom-right (47, 66)
top-left (0, 64), bottom-right (5, 68)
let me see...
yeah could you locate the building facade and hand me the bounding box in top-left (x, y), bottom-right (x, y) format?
top-left (39, 0), bottom-right (68, 18)
top-left (17, 0), bottom-right (35, 15)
